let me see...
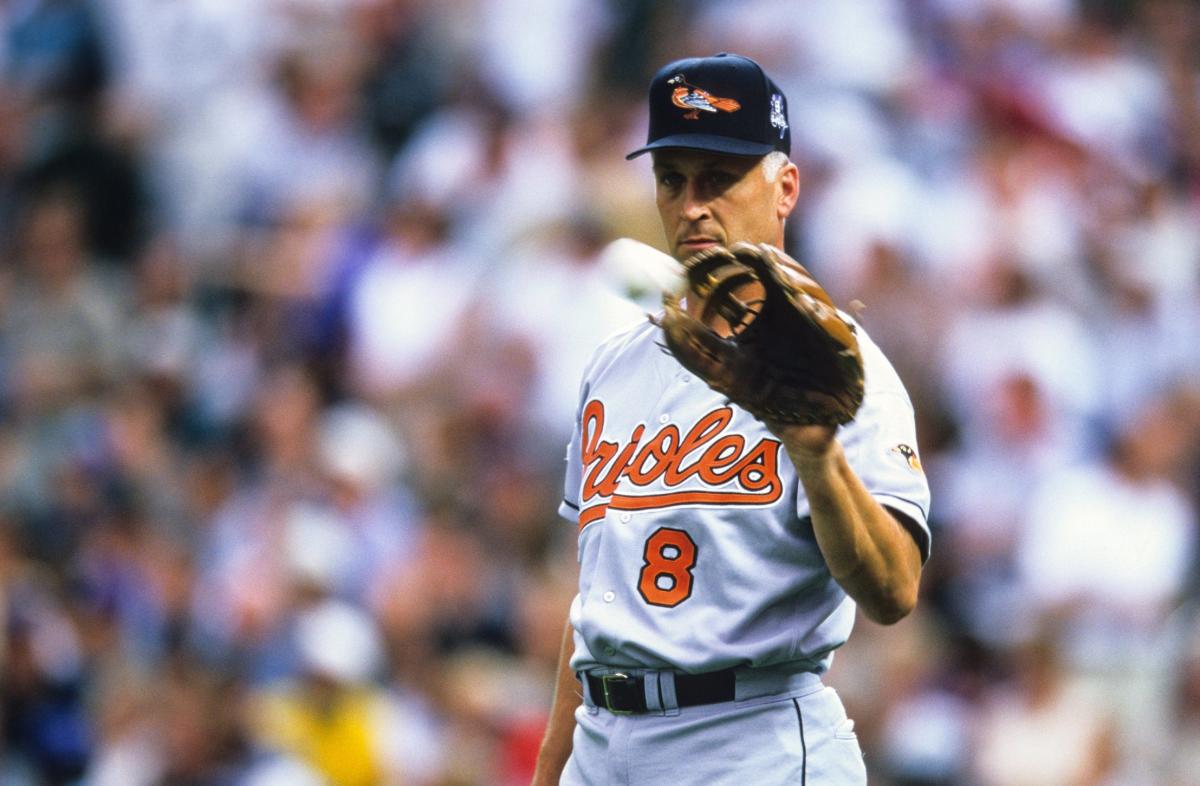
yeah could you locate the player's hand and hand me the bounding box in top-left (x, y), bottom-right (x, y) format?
top-left (766, 420), bottom-right (838, 464)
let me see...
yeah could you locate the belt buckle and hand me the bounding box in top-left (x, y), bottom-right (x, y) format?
top-left (601, 672), bottom-right (638, 715)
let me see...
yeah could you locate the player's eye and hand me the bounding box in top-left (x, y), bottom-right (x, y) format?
top-left (704, 171), bottom-right (737, 190)
top-left (657, 171), bottom-right (684, 190)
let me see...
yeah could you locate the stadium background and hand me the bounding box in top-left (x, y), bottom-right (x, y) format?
top-left (0, 0), bottom-right (1198, 784)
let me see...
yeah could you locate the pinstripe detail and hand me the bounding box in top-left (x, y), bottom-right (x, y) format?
top-left (793, 698), bottom-right (807, 785)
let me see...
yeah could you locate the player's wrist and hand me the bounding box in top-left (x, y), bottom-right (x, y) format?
top-left (772, 422), bottom-right (839, 466)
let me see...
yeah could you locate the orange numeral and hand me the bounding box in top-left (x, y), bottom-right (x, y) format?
top-left (638, 527), bottom-right (697, 607)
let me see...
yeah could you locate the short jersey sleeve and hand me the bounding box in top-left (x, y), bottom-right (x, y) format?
top-left (818, 328), bottom-right (932, 562)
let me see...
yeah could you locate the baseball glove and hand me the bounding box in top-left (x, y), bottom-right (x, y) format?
top-left (657, 242), bottom-right (864, 427)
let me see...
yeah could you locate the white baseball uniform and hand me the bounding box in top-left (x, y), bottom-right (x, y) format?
top-left (557, 315), bottom-right (930, 784)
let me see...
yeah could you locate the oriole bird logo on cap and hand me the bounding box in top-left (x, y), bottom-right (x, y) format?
top-left (668, 75), bottom-right (741, 120)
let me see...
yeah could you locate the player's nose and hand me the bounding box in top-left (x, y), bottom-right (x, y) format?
top-left (680, 183), bottom-right (712, 222)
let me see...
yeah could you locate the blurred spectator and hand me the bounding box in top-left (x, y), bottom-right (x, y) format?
top-left (344, 197), bottom-right (476, 399)
top-left (832, 612), bottom-right (974, 786)
top-left (973, 635), bottom-right (1118, 786)
top-left (4, 188), bottom-right (125, 405)
top-left (234, 43), bottom-right (379, 230)
top-left (1017, 393), bottom-right (1198, 661)
top-left (2, 575), bottom-right (91, 785)
top-left (251, 599), bottom-right (444, 786)
top-left (940, 256), bottom-right (1101, 458)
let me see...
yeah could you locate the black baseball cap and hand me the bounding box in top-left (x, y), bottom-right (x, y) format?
top-left (626, 52), bottom-right (791, 160)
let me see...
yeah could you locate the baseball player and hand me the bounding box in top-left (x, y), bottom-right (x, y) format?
top-left (533, 53), bottom-right (931, 785)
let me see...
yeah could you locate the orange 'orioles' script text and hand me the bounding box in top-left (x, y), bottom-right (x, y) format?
top-left (578, 400), bottom-right (783, 531)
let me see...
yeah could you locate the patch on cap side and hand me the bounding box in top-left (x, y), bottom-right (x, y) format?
top-left (770, 94), bottom-right (788, 138)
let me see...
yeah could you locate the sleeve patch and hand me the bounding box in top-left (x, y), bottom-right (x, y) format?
top-left (889, 444), bottom-right (923, 472)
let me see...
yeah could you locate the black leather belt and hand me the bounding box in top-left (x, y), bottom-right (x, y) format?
top-left (584, 668), bottom-right (737, 714)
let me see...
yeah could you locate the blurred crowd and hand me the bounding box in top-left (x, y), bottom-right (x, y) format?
top-left (0, 0), bottom-right (1198, 784)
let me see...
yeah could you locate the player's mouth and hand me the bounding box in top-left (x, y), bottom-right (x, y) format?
top-left (678, 237), bottom-right (720, 253)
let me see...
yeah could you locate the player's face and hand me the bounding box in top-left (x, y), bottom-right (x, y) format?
top-left (652, 149), bottom-right (798, 261)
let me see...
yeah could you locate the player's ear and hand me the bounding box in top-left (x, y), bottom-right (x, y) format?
top-left (776, 161), bottom-right (800, 221)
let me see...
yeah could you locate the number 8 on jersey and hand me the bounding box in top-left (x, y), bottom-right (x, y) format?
top-left (638, 527), bottom-right (698, 607)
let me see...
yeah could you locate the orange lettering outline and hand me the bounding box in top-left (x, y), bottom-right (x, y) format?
top-left (576, 400), bottom-right (783, 534)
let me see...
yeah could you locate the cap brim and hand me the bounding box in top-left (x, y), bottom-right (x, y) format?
top-left (626, 134), bottom-right (776, 160)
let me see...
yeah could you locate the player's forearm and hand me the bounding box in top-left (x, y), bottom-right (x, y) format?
top-left (532, 620), bottom-right (581, 785)
top-left (788, 441), bottom-right (921, 625)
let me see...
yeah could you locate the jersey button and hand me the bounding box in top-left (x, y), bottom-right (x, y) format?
top-left (603, 591), bottom-right (615, 602)
top-left (658, 413), bottom-right (670, 424)
top-left (620, 512), bottom-right (631, 523)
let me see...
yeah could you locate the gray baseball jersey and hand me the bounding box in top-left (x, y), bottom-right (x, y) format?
top-left (559, 317), bottom-right (930, 675)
